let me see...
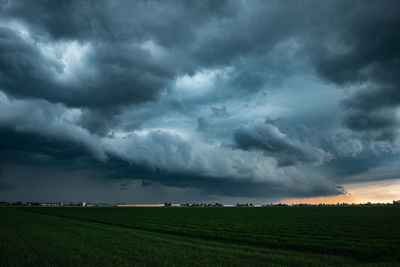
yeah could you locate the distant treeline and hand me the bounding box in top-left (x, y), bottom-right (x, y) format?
top-left (1, 200), bottom-right (400, 207)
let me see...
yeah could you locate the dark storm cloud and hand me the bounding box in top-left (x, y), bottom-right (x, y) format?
top-left (0, 93), bottom-right (107, 161)
top-left (0, 0), bottom-right (239, 137)
top-left (0, 108), bottom-right (343, 198)
top-left (0, 126), bottom-right (101, 166)
top-left (0, 25), bottom-right (57, 100)
top-left (142, 173), bottom-right (344, 199)
top-left (1, 0), bottom-right (106, 40)
top-left (77, 108), bottom-right (122, 137)
top-left (3, 0), bottom-right (231, 43)
top-left (342, 86), bottom-right (400, 143)
top-left (0, 0), bottom-right (306, 112)
top-left (310, 2), bottom-right (400, 86)
top-left (1, 0), bottom-right (400, 201)
top-left (0, 125), bottom-right (342, 198)
top-left (2, 1), bottom-right (399, 103)
top-left (0, 168), bottom-right (14, 191)
top-left (233, 121), bottom-right (332, 167)
top-left (323, 156), bottom-right (383, 184)
top-left (0, 23), bottom-right (170, 108)
top-left (303, 1), bottom-right (400, 144)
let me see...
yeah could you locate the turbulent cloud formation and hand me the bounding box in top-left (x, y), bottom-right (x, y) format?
top-left (233, 120), bottom-right (332, 167)
top-left (0, 0), bottom-right (399, 202)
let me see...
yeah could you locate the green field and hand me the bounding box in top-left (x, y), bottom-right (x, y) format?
top-left (1, 207), bottom-right (399, 266)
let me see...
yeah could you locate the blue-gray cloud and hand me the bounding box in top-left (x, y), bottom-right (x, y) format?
top-left (0, 0), bottom-right (399, 202)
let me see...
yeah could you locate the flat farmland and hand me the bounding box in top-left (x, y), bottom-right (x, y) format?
top-left (1, 206), bottom-right (399, 266)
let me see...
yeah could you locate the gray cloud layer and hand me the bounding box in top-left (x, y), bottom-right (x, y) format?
top-left (233, 120), bottom-right (332, 167)
top-left (0, 0), bottom-right (399, 202)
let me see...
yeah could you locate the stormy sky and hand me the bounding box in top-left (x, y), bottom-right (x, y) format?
top-left (1, 0), bottom-right (400, 203)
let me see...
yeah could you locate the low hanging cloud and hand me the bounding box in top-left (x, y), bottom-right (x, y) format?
top-left (342, 86), bottom-right (400, 147)
top-left (0, 92), bottom-right (107, 162)
top-left (233, 120), bottom-right (333, 167)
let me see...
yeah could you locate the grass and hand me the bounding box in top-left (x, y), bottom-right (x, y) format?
top-left (0, 206), bottom-right (399, 266)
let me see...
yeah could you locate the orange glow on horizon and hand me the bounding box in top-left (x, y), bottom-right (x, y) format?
top-left (283, 178), bottom-right (400, 204)
top-left (283, 194), bottom-right (356, 205)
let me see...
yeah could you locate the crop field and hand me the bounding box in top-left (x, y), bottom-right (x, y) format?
top-left (1, 206), bottom-right (399, 266)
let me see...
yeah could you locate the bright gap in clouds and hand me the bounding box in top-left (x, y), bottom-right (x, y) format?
top-left (283, 178), bottom-right (400, 204)
top-left (3, 19), bottom-right (92, 84)
top-left (174, 68), bottom-right (231, 97)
